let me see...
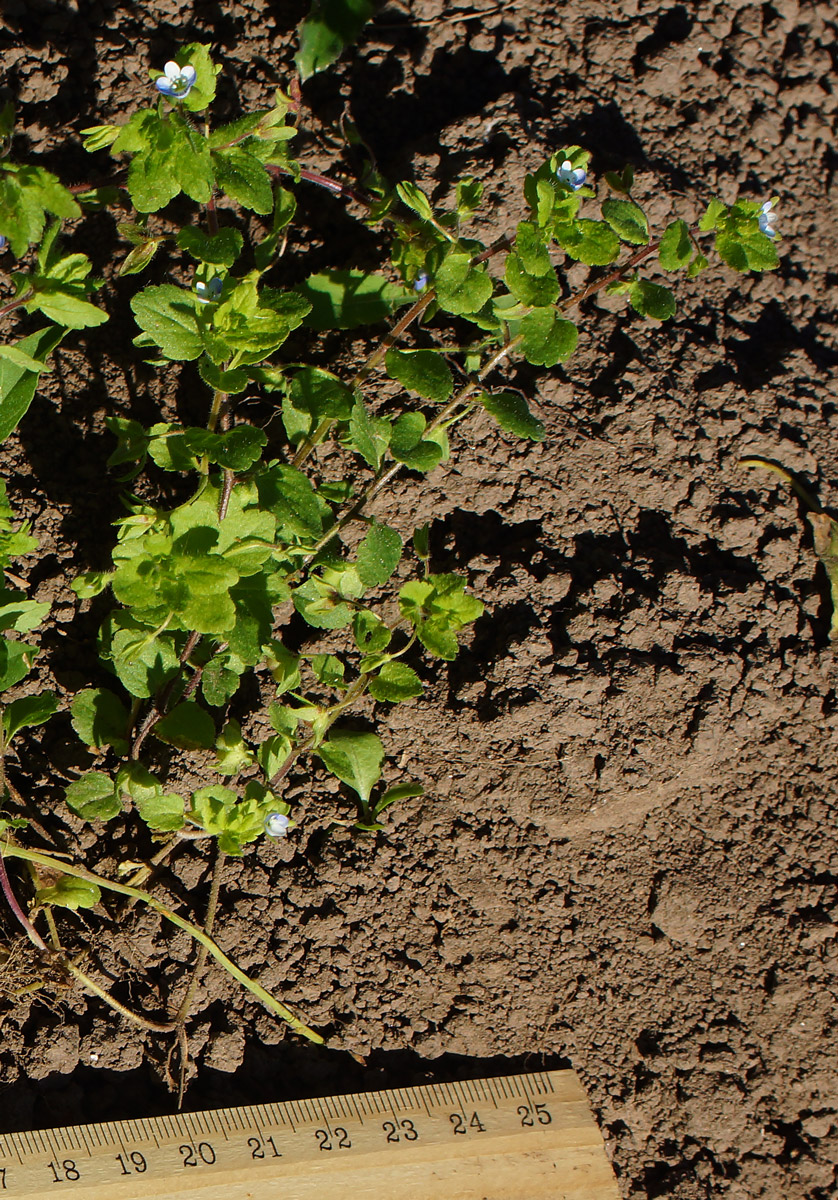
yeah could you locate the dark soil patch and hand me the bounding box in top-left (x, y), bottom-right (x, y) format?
top-left (1, 2), bottom-right (837, 1198)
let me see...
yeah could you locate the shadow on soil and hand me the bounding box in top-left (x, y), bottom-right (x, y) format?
top-left (0, 1044), bottom-right (570, 1133)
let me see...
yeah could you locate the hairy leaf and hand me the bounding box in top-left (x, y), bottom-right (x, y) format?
top-left (479, 390), bottom-right (546, 442)
top-left (356, 522), bottom-right (403, 587)
top-left (385, 348), bottom-right (453, 402)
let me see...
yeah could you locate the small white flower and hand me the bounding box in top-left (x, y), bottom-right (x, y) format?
top-left (194, 277), bottom-right (222, 304)
top-left (264, 812), bottom-right (292, 839)
top-left (556, 159), bottom-right (587, 191)
top-left (758, 199), bottom-right (778, 239)
top-left (155, 60), bottom-right (197, 99)
top-left (414, 272), bottom-right (429, 292)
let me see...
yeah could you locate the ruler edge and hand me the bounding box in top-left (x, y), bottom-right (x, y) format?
top-left (0, 1069), bottom-right (620, 1200)
top-left (0, 1069), bottom-right (590, 1154)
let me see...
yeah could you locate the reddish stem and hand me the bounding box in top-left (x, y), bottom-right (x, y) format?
top-left (0, 844), bottom-right (48, 951)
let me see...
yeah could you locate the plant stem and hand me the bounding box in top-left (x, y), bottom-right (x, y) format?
top-left (130, 629), bottom-right (202, 759)
top-left (2, 841), bottom-right (323, 1043)
top-left (0, 845), bottom-right (48, 951)
top-left (0, 292), bottom-right (33, 322)
top-left (289, 236), bottom-right (514, 470)
top-left (172, 845), bottom-right (224, 1026)
top-left (269, 673), bottom-right (371, 788)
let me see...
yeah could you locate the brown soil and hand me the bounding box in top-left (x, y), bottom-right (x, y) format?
top-left (1, 2), bottom-right (838, 1197)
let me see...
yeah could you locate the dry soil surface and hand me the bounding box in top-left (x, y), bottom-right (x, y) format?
top-left (1, 2), bottom-right (837, 1198)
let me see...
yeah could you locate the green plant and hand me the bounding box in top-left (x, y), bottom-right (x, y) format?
top-left (0, 37), bottom-right (780, 1064)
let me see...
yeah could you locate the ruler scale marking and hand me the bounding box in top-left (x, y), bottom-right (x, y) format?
top-left (0, 1070), bottom-right (619, 1198)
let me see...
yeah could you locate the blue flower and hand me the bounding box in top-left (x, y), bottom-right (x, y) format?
top-left (194, 277), bottom-right (222, 304)
top-left (155, 60), bottom-right (197, 99)
top-left (758, 199), bottom-right (778, 239)
top-left (556, 159), bottom-right (586, 191)
top-left (0, 235), bottom-right (6, 251)
top-left (264, 812), bottom-right (292, 839)
top-left (414, 272), bottom-right (429, 292)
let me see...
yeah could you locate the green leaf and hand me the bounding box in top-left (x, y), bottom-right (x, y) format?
top-left (504, 252), bottom-right (560, 307)
top-left (715, 231), bottom-right (779, 272)
top-left (202, 655), bottom-right (243, 707)
top-left (178, 226), bottom-right (244, 267)
top-left (0, 597), bottom-right (49, 635)
top-left (520, 308), bottom-right (578, 367)
top-left (135, 791), bottom-right (185, 832)
top-left (103, 615), bottom-right (180, 699)
top-left (297, 270), bottom-right (411, 330)
top-left (310, 653), bottom-right (346, 688)
top-left (257, 733), bottom-right (293, 779)
top-left (601, 197), bottom-right (649, 245)
top-left (3, 691), bottom-right (57, 740)
top-left (174, 133), bottom-right (214, 204)
top-left (317, 728), bottom-right (384, 803)
top-left (629, 280), bottom-right (677, 321)
top-left (81, 123), bottom-right (121, 152)
top-left (368, 661), bottom-right (423, 702)
top-left (213, 425), bottom-right (268, 471)
top-left (256, 463), bottom-right (323, 538)
top-left (479, 390), bottom-right (545, 442)
top-left (131, 284), bottom-right (203, 360)
top-left (27, 284), bottom-right (107, 330)
top-left (198, 358), bottom-right (249, 395)
top-left (126, 146), bottom-right (181, 213)
top-left (658, 219), bottom-right (692, 270)
top-left (293, 578), bottom-right (356, 629)
top-left (118, 239), bottom-right (163, 277)
top-left (435, 252), bottom-right (493, 316)
top-left (554, 219), bottom-right (620, 266)
top-left (398, 573), bottom-right (484, 661)
top-left (0, 638), bottom-right (38, 692)
top-left (0, 326), bottom-right (64, 442)
top-left (154, 702), bottom-right (216, 750)
top-left (116, 761), bottom-right (163, 805)
top-left (0, 164), bottom-right (80, 255)
top-left (264, 641), bottom-right (301, 695)
top-left (603, 164), bottom-right (635, 194)
top-left (210, 275), bottom-right (310, 364)
top-left (212, 148), bottom-right (274, 214)
top-left (375, 779), bottom-right (424, 812)
top-left (37, 875), bottom-right (101, 911)
top-left (456, 176), bottom-right (483, 216)
top-left (699, 198), bottom-right (727, 233)
top-left (353, 610), bottom-right (391, 654)
top-left (389, 412), bottom-right (443, 472)
top-left (687, 250), bottom-right (709, 278)
top-left (289, 366), bottom-right (355, 420)
top-left (385, 348), bottom-right (453, 402)
top-left (348, 398), bottom-right (390, 469)
top-left (357, 523), bottom-right (403, 587)
top-left (395, 181), bottom-right (434, 220)
top-left (295, 0), bottom-right (375, 81)
top-left (69, 687), bottom-right (129, 755)
top-left (0, 344), bottom-right (53, 376)
top-left (72, 570), bottom-right (113, 599)
top-left (515, 221), bottom-right (553, 275)
top-left (215, 719), bottom-right (256, 775)
top-left (188, 783), bottom-right (274, 855)
top-left (65, 771), bottom-right (121, 822)
top-left (171, 43), bottom-right (221, 113)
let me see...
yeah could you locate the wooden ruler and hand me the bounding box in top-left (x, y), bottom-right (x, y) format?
top-left (0, 1069), bottom-right (619, 1198)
